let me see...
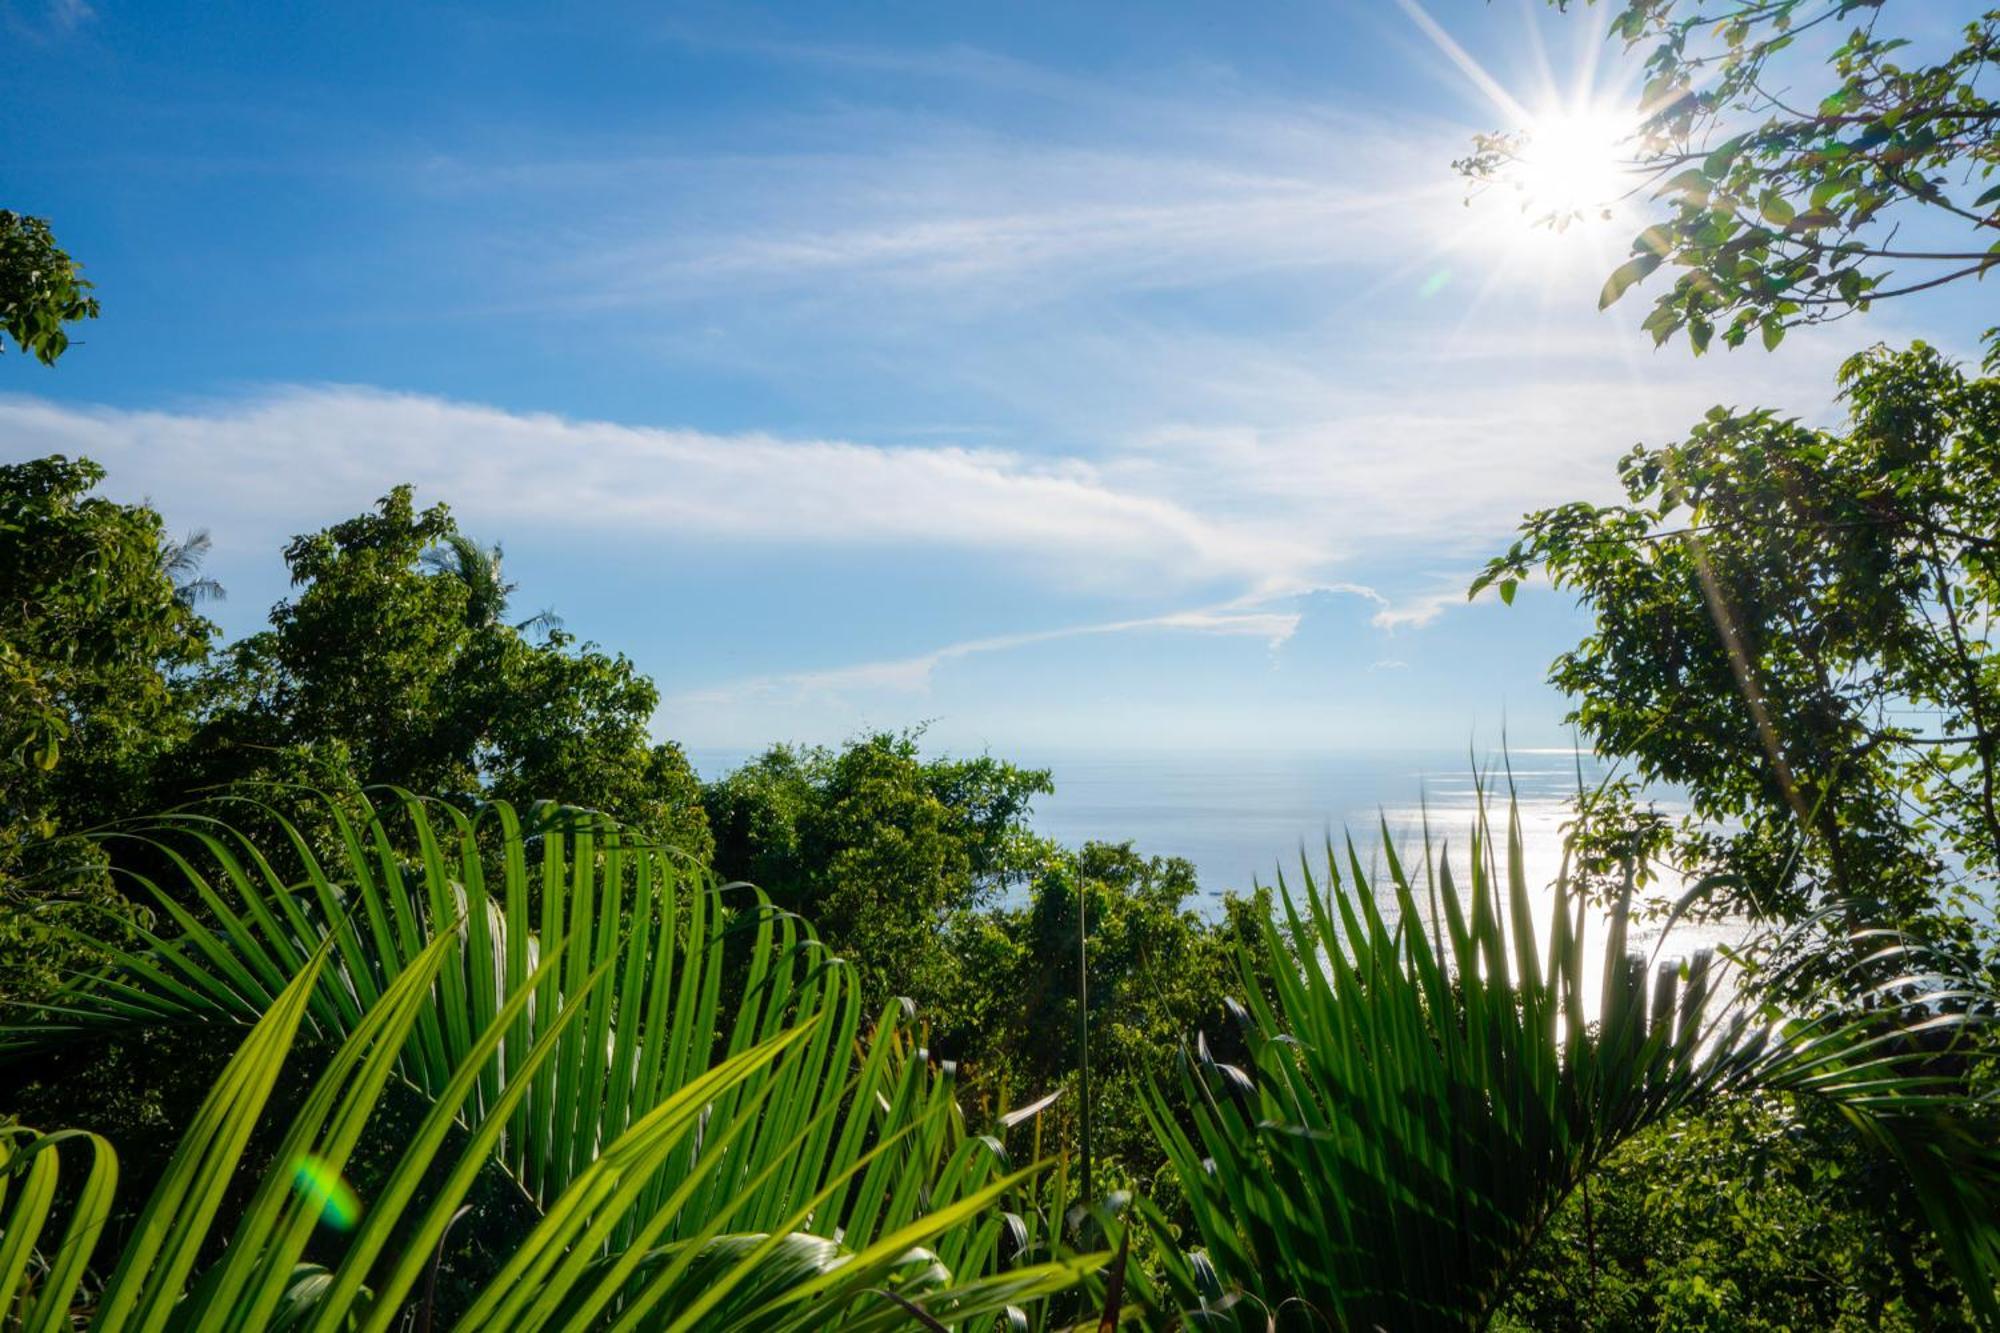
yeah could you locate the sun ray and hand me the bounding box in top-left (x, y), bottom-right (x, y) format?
top-left (1393, 0), bottom-right (1534, 125)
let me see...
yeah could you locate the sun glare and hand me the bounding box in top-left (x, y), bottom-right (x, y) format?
top-left (1510, 105), bottom-right (1637, 227)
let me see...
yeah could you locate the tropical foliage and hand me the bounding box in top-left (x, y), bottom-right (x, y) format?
top-left (1474, 342), bottom-right (2000, 966)
top-left (707, 739), bottom-right (1278, 1205)
top-left (1143, 809), bottom-right (2000, 1329)
top-left (174, 488), bottom-right (711, 861)
top-left (1498, 1096), bottom-right (1984, 1330)
top-left (705, 733), bottom-right (1053, 1003)
top-left (931, 842), bottom-right (1268, 1195)
top-left (0, 211), bottom-right (99, 365)
top-left (12, 26), bottom-right (2000, 1312)
top-left (2, 792), bottom-right (1103, 1329)
top-left (0, 455), bottom-right (215, 1006)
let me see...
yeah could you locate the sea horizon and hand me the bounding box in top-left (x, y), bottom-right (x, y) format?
top-left (692, 742), bottom-right (1679, 895)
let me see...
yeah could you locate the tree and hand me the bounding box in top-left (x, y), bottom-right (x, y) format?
top-left (181, 486), bottom-right (710, 857)
top-left (705, 736), bottom-right (1277, 1193)
top-left (160, 528), bottom-right (226, 607)
top-left (0, 456), bottom-right (213, 1003)
top-left (0, 211), bottom-right (100, 364)
top-left (1461, 3), bottom-right (2000, 353)
top-left (943, 842), bottom-right (1255, 1185)
top-left (1475, 343), bottom-right (1999, 946)
top-left (703, 732), bottom-right (1052, 1001)
top-left (1499, 1097), bottom-right (1982, 1330)
top-left (420, 530), bottom-right (561, 633)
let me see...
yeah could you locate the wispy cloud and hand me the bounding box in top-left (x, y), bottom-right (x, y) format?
top-left (1373, 585), bottom-right (1472, 631)
top-left (676, 602), bottom-right (1307, 705)
top-left (0, 385), bottom-right (1322, 592)
top-left (3, 0), bottom-right (94, 40)
top-left (407, 71), bottom-right (1471, 323)
top-left (0, 301), bottom-right (1862, 617)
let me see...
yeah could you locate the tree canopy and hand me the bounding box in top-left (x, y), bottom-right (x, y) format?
top-left (178, 484), bottom-right (712, 857)
top-left (704, 732), bottom-right (1053, 1000)
top-left (0, 210), bottom-right (100, 364)
top-left (1476, 342), bottom-right (1999, 953)
top-left (0, 456), bottom-right (214, 1001)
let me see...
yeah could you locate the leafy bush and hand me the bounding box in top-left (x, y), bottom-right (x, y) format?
top-left (1498, 1096), bottom-right (1980, 1331)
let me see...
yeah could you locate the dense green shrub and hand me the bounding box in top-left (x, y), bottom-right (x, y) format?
top-left (1498, 1097), bottom-right (1980, 1331)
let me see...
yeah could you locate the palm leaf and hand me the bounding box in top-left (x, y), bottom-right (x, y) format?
top-left (3, 791), bottom-right (1092, 1328)
top-left (1143, 798), bottom-right (2000, 1330)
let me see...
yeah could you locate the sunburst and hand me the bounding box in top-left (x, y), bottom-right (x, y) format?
top-left (1509, 102), bottom-right (1640, 227)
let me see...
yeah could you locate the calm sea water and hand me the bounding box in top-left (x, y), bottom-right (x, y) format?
top-left (689, 745), bottom-right (1742, 968)
top-left (696, 746), bottom-right (1639, 894)
top-left (1005, 748), bottom-right (1602, 898)
top-left (1020, 748), bottom-right (1746, 980)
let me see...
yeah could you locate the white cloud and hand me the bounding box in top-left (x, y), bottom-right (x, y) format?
top-left (1373, 586), bottom-right (1469, 631)
top-left (568, 154), bottom-right (1444, 312)
top-left (1102, 322), bottom-right (1862, 568)
top-left (319, 45), bottom-right (1888, 597)
top-left (676, 602), bottom-right (1305, 706)
top-left (0, 385), bottom-right (1321, 592)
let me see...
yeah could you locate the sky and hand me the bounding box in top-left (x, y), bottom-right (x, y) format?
top-left (3, 0), bottom-right (1993, 756)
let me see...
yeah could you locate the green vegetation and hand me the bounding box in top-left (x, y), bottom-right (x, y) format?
top-left (0, 455), bottom-right (213, 1005)
top-left (0, 212), bottom-right (99, 365)
top-left (1474, 342), bottom-right (2000, 966)
top-left (704, 733), bottom-right (1052, 1002)
top-left (705, 739), bottom-right (1262, 1187)
top-left (1462, 2), bottom-right (2000, 353)
top-left (2, 795), bottom-right (1098, 1329)
top-left (8, 17), bottom-right (2000, 1319)
top-left (9, 781), bottom-right (1993, 1328)
top-left (1147, 816), bottom-right (1999, 1330)
top-left (177, 486), bottom-right (712, 860)
top-left (1499, 1098), bottom-right (1981, 1330)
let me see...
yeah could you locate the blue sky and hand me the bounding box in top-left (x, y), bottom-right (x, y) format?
top-left (3, 0), bottom-right (1992, 753)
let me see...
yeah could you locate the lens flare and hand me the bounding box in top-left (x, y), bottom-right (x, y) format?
top-left (291, 1155), bottom-right (362, 1230)
top-left (1511, 107), bottom-right (1635, 225)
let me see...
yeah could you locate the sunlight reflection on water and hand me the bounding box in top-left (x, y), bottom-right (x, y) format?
top-left (1022, 748), bottom-right (1751, 1000)
top-left (688, 744), bottom-right (1754, 1000)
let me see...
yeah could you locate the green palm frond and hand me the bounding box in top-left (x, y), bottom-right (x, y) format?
top-left (2, 792), bottom-right (1102, 1328)
top-left (2, 937), bottom-right (1091, 1329)
top-left (0, 1123), bottom-right (118, 1330)
top-left (420, 533), bottom-right (515, 628)
top-left (1143, 802), bottom-right (2000, 1330)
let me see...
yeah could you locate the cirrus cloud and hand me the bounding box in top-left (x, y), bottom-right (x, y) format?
top-left (0, 384), bottom-right (1324, 593)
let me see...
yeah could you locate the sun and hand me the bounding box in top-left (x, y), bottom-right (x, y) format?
top-left (1508, 104), bottom-right (1638, 228)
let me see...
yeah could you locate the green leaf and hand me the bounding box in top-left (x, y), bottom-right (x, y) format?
top-left (1148, 793), bottom-right (2000, 1330)
top-left (1703, 134), bottom-right (1748, 178)
top-left (7, 794), bottom-right (1079, 1331)
top-left (1601, 253), bottom-right (1664, 309)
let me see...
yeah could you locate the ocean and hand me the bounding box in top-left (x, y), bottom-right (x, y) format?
top-left (690, 745), bottom-right (1745, 971)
